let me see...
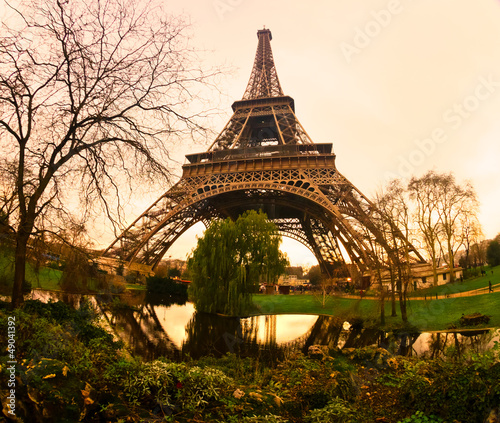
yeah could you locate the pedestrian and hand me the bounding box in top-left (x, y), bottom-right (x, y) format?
top-left (489, 280), bottom-right (493, 293)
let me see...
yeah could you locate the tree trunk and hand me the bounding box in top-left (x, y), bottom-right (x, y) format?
top-left (429, 241), bottom-right (438, 286)
top-left (12, 229), bottom-right (31, 308)
top-left (397, 267), bottom-right (408, 322)
top-left (464, 239), bottom-right (471, 270)
top-left (399, 289), bottom-right (407, 322)
top-left (432, 259), bottom-right (438, 286)
top-left (380, 290), bottom-right (385, 325)
top-left (390, 267), bottom-right (397, 317)
top-left (448, 240), bottom-right (455, 283)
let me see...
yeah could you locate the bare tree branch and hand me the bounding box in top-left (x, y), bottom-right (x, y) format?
top-left (0, 0), bottom-right (222, 307)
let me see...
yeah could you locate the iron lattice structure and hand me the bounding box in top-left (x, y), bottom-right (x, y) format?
top-left (102, 29), bottom-right (425, 277)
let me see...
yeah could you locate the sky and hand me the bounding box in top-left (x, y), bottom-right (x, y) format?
top-left (133, 0), bottom-right (500, 267)
top-left (5, 0), bottom-right (500, 267)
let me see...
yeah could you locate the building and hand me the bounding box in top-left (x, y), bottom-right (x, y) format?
top-left (409, 263), bottom-right (463, 291)
top-left (277, 274), bottom-right (309, 287)
top-left (378, 263), bottom-right (463, 292)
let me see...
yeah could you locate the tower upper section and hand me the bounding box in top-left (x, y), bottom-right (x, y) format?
top-left (242, 29), bottom-right (284, 100)
top-left (205, 28), bottom-right (315, 152)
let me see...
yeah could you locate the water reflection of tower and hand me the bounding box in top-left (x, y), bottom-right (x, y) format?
top-left (97, 294), bottom-right (180, 361)
top-left (265, 315), bottom-right (277, 346)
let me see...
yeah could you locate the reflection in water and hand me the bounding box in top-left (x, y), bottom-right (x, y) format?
top-left (418, 330), bottom-right (498, 359)
top-left (155, 303), bottom-right (196, 348)
top-left (378, 330), bottom-right (421, 356)
top-left (30, 289), bottom-right (92, 309)
top-left (28, 290), bottom-right (499, 362)
top-left (184, 312), bottom-right (260, 359)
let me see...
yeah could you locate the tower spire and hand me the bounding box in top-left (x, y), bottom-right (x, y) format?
top-left (242, 28), bottom-right (284, 99)
top-left (207, 28), bottom-right (313, 150)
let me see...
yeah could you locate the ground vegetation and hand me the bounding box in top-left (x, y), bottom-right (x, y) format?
top-left (1, 299), bottom-right (499, 422)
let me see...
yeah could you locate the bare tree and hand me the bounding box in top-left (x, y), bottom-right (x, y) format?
top-left (0, 0), bottom-right (219, 307)
top-left (462, 214), bottom-right (483, 270)
top-left (408, 172), bottom-right (443, 286)
top-left (312, 262), bottom-right (348, 308)
top-left (55, 222), bottom-right (103, 292)
top-left (408, 172), bottom-right (480, 284)
top-left (470, 239), bottom-right (488, 268)
top-left (434, 175), bottom-right (480, 282)
top-left (364, 229), bottom-right (389, 323)
top-left (0, 160), bottom-right (19, 235)
top-left (374, 179), bottom-right (415, 322)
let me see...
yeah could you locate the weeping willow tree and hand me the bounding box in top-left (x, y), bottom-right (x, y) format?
top-left (188, 210), bottom-right (288, 316)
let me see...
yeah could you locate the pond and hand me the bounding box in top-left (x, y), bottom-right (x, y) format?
top-left (29, 289), bottom-right (500, 362)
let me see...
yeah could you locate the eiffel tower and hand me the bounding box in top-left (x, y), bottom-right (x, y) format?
top-left (102, 29), bottom-right (425, 278)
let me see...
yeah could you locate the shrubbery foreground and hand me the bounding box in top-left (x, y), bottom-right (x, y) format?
top-left (0, 300), bottom-right (499, 422)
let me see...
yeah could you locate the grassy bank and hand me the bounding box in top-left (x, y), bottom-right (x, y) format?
top-left (252, 292), bottom-right (500, 331)
top-left (0, 248), bottom-right (62, 292)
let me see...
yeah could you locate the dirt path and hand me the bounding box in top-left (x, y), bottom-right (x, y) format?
top-left (333, 283), bottom-right (500, 301)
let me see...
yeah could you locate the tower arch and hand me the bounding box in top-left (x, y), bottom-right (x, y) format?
top-left (102, 29), bottom-right (425, 278)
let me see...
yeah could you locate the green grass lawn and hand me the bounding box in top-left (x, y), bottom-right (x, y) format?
top-left (252, 293), bottom-right (378, 317)
top-left (408, 265), bottom-right (500, 297)
top-left (403, 292), bottom-right (500, 330)
top-left (126, 283), bottom-right (147, 291)
top-left (1, 249), bottom-right (63, 293)
top-left (252, 291), bottom-right (500, 331)
top-left (27, 266), bottom-right (63, 290)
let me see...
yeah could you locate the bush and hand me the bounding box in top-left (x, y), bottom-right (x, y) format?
top-left (343, 345), bottom-right (392, 369)
top-left (305, 397), bottom-right (356, 423)
top-left (383, 352), bottom-right (500, 422)
top-left (463, 267), bottom-right (480, 279)
top-left (22, 299), bottom-right (113, 344)
top-left (122, 360), bottom-right (233, 411)
top-left (241, 415), bottom-right (289, 423)
top-left (0, 300), bottom-right (123, 421)
top-left (398, 410), bottom-right (444, 422)
top-left (122, 360), bottom-right (175, 406)
top-left (146, 275), bottom-right (188, 298)
top-left (106, 274), bottom-right (126, 293)
top-left (1, 357), bottom-right (91, 422)
top-left (0, 300), bottom-right (119, 371)
top-left (178, 365), bottom-right (234, 410)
